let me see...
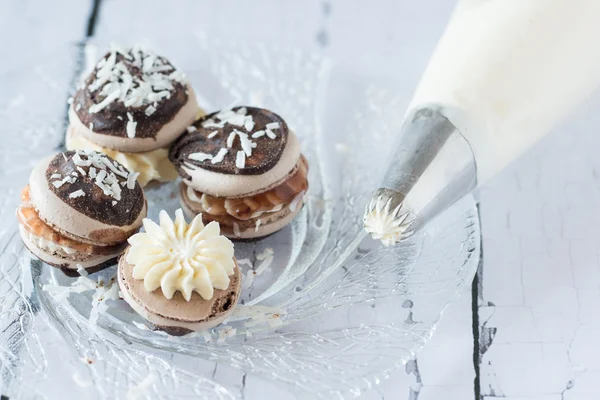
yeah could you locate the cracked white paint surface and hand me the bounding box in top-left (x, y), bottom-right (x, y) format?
top-left (479, 85), bottom-right (600, 399)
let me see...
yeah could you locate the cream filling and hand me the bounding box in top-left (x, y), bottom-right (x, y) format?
top-left (186, 185), bottom-right (285, 219)
top-left (363, 195), bottom-right (412, 246)
top-left (66, 127), bottom-right (177, 187)
top-left (126, 209), bottom-right (236, 301)
top-left (24, 230), bottom-right (78, 255)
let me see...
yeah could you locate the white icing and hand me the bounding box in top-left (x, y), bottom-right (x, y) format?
top-left (126, 209), bottom-right (235, 301)
top-left (363, 196), bottom-right (412, 246)
top-left (25, 230), bottom-right (78, 255)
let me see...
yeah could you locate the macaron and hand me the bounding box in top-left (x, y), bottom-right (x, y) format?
top-left (169, 106), bottom-right (309, 239)
top-left (66, 44), bottom-right (201, 187)
top-left (118, 209), bottom-right (241, 335)
top-left (17, 150), bottom-right (147, 276)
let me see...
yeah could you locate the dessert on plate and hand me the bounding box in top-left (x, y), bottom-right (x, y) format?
top-left (66, 44), bottom-right (201, 187)
top-left (118, 209), bottom-right (241, 335)
top-left (17, 150), bottom-right (147, 276)
top-left (169, 106), bottom-right (309, 239)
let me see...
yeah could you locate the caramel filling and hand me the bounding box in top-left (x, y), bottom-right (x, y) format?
top-left (188, 155), bottom-right (308, 223)
top-left (17, 186), bottom-right (123, 256)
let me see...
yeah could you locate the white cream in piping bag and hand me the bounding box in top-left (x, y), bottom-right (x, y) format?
top-left (366, 0), bottom-right (600, 245)
top-left (126, 209), bottom-right (235, 301)
top-left (410, 0), bottom-right (600, 183)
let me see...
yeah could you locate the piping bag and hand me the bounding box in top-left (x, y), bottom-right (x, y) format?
top-left (364, 0), bottom-right (600, 246)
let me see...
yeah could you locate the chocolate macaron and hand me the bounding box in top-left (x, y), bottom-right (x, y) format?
top-left (169, 106), bottom-right (309, 239)
top-left (118, 209), bottom-right (241, 335)
top-left (66, 45), bottom-right (201, 187)
top-left (17, 150), bottom-right (147, 276)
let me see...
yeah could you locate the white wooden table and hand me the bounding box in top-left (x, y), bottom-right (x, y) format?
top-left (3, 0), bottom-right (600, 399)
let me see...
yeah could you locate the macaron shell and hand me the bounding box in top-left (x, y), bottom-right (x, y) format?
top-left (19, 225), bottom-right (122, 275)
top-left (29, 155), bottom-right (146, 246)
top-left (180, 130), bottom-right (302, 198)
top-left (68, 86), bottom-right (199, 153)
top-left (118, 252), bottom-right (241, 331)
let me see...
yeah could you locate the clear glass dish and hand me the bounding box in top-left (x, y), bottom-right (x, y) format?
top-left (0, 42), bottom-right (480, 399)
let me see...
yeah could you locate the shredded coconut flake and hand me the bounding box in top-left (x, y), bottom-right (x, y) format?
top-left (126, 112), bottom-right (137, 138)
top-left (251, 130), bottom-right (265, 138)
top-left (145, 105), bottom-right (156, 116)
top-left (266, 129), bottom-right (277, 139)
top-left (69, 151), bottom-right (131, 202)
top-left (244, 115), bottom-right (255, 131)
top-left (52, 175), bottom-right (76, 189)
top-left (76, 264), bottom-right (88, 277)
top-left (201, 119), bottom-right (224, 129)
top-left (266, 122), bottom-right (280, 130)
top-left (69, 190), bottom-right (86, 199)
top-left (202, 107), bottom-right (251, 130)
top-left (126, 172), bottom-right (139, 189)
top-left (255, 250), bottom-right (274, 275)
top-left (257, 247), bottom-right (274, 261)
top-left (231, 305), bottom-right (288, 328)
top-left (216, 326), bottom-right (236, 342)
top-left (207, 130), bottom-right (218, 139)
top-left (226, 131), bottom-right (237, 148)
top-left (189, 153), bottom-right (213, 162)
top-left (86, 46), bottom-right (183, 115)
top-left (50, 174), bottom-right (62, 180)
top-left (186, 125), bottom-right (197, 133)
top-left (237, 258), bottom-right (253, 269)
top-left (244, 269), bottom-right (255, 288)
top-left (132, 321), bottom-right (150, 331)
top-left (211, 148), bottom-right (228, 164)
top-left (201, 330), bottom-right (212, 342)
top-left (236, 130), bottom-right (253, 156)
top-left (235, 151), bottom-right (245, 169)
top-left (76, 103), bottom-right (82, 112)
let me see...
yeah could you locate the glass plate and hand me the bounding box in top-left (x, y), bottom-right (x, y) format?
top-left (0, 41), bottom-right (480, 399)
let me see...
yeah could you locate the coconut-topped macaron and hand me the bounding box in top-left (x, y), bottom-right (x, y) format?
top-left (17, 150), bottom-right (147, 276)
top-left (118, 209), bottom-right (241, 335)
top-left (169, 106), bottom-right (309, 239)
top-left (66, 44), bottom-right (202, 187)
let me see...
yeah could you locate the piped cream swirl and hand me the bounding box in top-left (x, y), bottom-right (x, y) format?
top-left (363, 195), bottom-right (412, 246)
top-left (126, 209), bottom-right (235, 301)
